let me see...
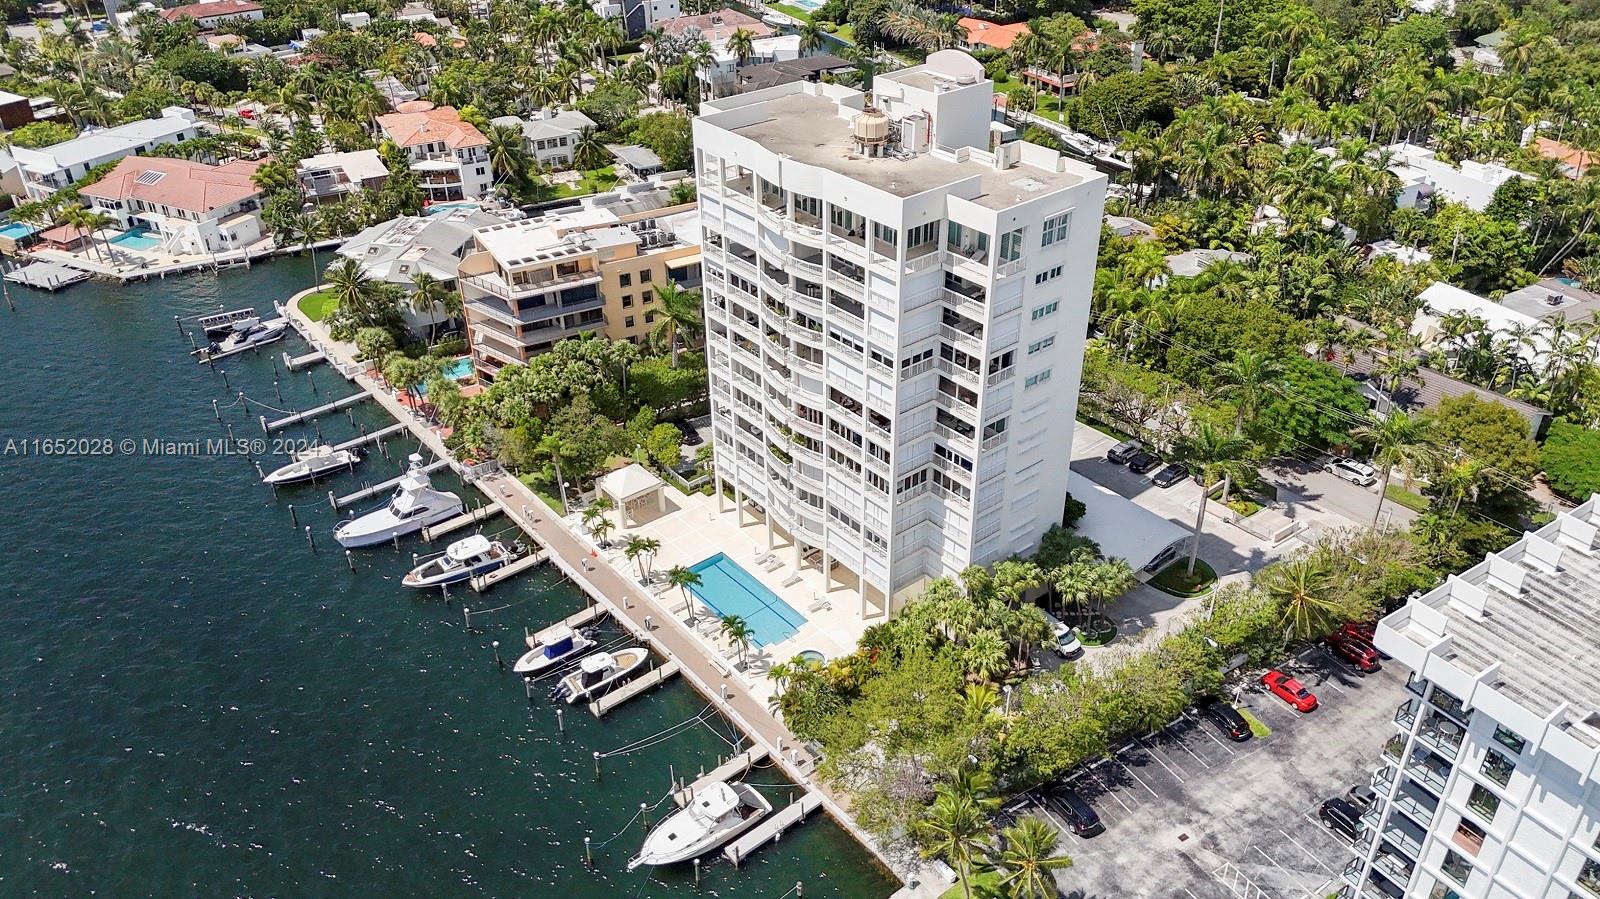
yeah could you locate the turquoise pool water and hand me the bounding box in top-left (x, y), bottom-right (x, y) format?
top-left (425, 202), bottom-right (480, 215)
top-left (788, 0), bottom-right (824, 10)
top-left (688, 552), bottom-right (806, 646)
top-left (417, 358), bottom-right (472, 395)
top-left (0, 221), bottom-right (36, 239)
top-left (110, 227), bottom-right (160, 250)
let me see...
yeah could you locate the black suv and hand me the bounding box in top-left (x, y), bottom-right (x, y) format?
top-left (1200, 701), bottom-right (1251, 742)
top-left (1106, 440), bottom-right (1143, 464)
top-left (1127, 451), bottom-right (1162, 474)
top-left (1151, 462), bottom-right (1189, 488)
top-left (1319, 797), bottom-right (1362, 840)
top-left (1042, 785), bottom-right (1105, 837)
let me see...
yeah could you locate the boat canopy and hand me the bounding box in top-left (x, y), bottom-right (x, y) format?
top-left (542, 625), bottom-right (576, 658)
top-left (579, 652), bottom-right (616, 674)
top-left (690, 783), bottom-right (740, 822)
top-left (446, 535), bottom-right (492, 561)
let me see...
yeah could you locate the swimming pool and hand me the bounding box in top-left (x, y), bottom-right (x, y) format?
top-left (110, 227), bottom-right (160, 250)
top-left (0, 222), bottom-right (37, 240)
top-left (425, 202), bottom-right (481, 216)
top-left (688, 553), bottom-right (806, 646)
top-left (787, 0), bottom-right (824, 9)
top-left (442, 357), bottom-right (472, 380)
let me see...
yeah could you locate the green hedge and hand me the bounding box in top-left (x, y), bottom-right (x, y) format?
top-left (1540, 420), bottom-right (1600, 500)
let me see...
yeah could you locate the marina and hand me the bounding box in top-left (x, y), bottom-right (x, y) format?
top-left (590, 661), bottom-right (681, 718)
top-left (0, 260), bottom-right (895, 897)
top-left (5, 260), bottom-right (91, 291)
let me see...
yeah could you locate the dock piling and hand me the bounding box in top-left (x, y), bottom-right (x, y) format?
top-left (288, 504), bottom-right (298, 528)
top-left (463, 606), bottom-right (471, 630)
top-left (593, 751), bottom-right (601, 780)
top-left (307, 369), bottom-right (317, 394)
top-left (583, 836), bottom-right (592, 867)
top-left (524, 677), bottom-right (533, 701)
top-left (328, 490), bottom-right (338, 511)
top-left (315, 420), bottom-right (323, 443)
top-left (493, 641), bottom-right (503, 669)
top-left (260, 415), bottom-right (268, 434)
top-left (212, 399), bottom-right (221, 422)
top-left (304, 525), bottom-right (316, 553)
top-left (640, 802), bottom-right (649, 830)
top-left (693, 857), bottom-right (700, 887)
top-left (346, 550), bottom-right (355, 572)
top-left (226, 423), bottom-right (236, 446)
top-left (274, 379), bottom-right (283, 402)
top-left (220, 368), bottom-right (230, 391)
top-left (238, 392), bottom-right (247, 418)
top-left (556, 708), bottom-right (564, 732)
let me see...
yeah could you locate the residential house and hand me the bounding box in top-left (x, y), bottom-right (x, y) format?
top-left (10, 107), bottom-right (202, 201)
top-left (489, 109), bottom-right (596, 171)
top-left (79, 156), bottom-right (266, 255)
top-left (1411, 280), bottom-right (1600, 373)
top-left (157, 0), bottom-right (263, 28)
top-left (607, 144), bottom-right (664, 177)
top-left (296, 150), bottom-right (389, 205)
top-left (1386, 142), bottom-right (1532, 212)
top-left (957, 17), bottom-right (1029, 52)
top-left (1531, 137), bottom-right (1598, 180)
top-left (716, 54), bottom-right (855, 98)
top-left (376, 101), bottom-right (492, 201)
top-left (590, 0), bottom-right (679, 39)
top-left (336, 206), bottom-right (506, 332)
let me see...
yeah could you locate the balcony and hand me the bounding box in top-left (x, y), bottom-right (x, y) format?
top-left (1404, 752), bottom-right (1452, 795)
top-left (1395, 699), bottom-right (1418, 731)
top-left (940, 322), bottom-right (984, 354)
top-left (986, 366), bottom-right (1014, 387)
top-left (1388, 786), bottom-right (1438, 828)
top-left (941, 286), bottom-right (987, 318)
top-left (461, 268), bottom-right (601, 300)
top-left (1428, 688), bottom-right (1471, 725)
top-left (1371, 847), bottom-right (1414, 885)
top-left (904, 247), bottom-right (943, 274)
top-left (982, 430), bottom-right (1009, 451)
top-left (937, 356), bottom-right (980, 390)
top-left (1451, 821), bottom-right (1485, 857)
top-left (995, 257), bottom-right (1026, 279)
top-left (465, 292), bottom-right (604, 328)
top-left (787, 255), bottom-right (823, 280)
top-left (1416, 714), bottom-right (1465, 759)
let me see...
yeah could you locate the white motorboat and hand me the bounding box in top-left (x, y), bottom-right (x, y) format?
top-left (333, 455), bottom-right (464, 549)
top-left (553, 647), bottom-right (648, 704)
top-left (512, 624), bottom-right (595, 675)
top-left (262, 445), bottom-right (361, 486)
top-left (197, 316), bottom-right (288, 361)
top-left (402, 534), bottom-right (516, 588)
top-left (626, 780), bottom-right (773, 870)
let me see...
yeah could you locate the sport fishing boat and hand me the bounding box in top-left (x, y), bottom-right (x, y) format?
top-left (261, 445), bottom-right (361, 486)
top-left (512, 624), bottom-right (595, 676)
top-left (332, 455), bottom-right (463, 548)
top-left (626, 780), bottom-right (773, 870)
top-left (401, 535), bottom-right (516, 588)
top-left (197, 316), bottom-right (287, 361)
top-left (552, 647), bottom-right (648, 704)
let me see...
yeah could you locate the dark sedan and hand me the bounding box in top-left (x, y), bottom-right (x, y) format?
top-left (1150, 462), bottom-right (1189, 488)
top-left (1127, 451), bottom-right (1162, 474)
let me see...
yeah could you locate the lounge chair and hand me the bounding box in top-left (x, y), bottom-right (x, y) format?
top-left (781, 574), bottom-right (801, 587)
top-left (762, 557), bottom-right (784, 572)
top-left (808, 598), bottom-right (832, 613)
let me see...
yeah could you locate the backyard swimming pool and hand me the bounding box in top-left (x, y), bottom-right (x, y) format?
top-left (0, 222), bottom-right (37, 240)
top-left (416, 357), bottom-right (473, 394)
top-left (688, 553), bottom-right (806, 646)
top-left (110, 227), bottom-right (160, 250)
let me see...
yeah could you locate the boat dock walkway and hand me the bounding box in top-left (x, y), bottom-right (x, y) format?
top-left (283, 349), bottom-right (327, 370)
top-left (470, 549), bottom-right (547, 593)
top-left (6, 261), bottom-right (90, 291)
top-left (263, 392), bottom-right (371, 431)
top-left (331, 458), bottom-right (450, 509)
top-left (422, 504), bottom-right (503, 542)
top-left (589, 661), bottom-right (679, 718)
top-left (724, 792), bottom-right (825, 866)
top-left (330, 422), bottom-right (409, 453)
top-left (673, 748), bottom-right (770, 807)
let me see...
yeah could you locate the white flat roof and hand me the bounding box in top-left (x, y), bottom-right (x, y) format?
top-left (1065, 472), bottom-right (1190, 571)
top-left (12, 112), bottom-right (195, 173)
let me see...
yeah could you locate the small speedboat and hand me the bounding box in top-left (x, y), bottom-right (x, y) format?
top-left (626, 780), bottom-right (773, 870)
top-left (333, 454), bottom-right (464, 549)
top-left (513, 624), bottom-right (595, 675)
top-left (552, 647), bottom-right (648, 704)
top-left (262, 445), bottom-right (361, 486)
top-left (402, 534), bottom-right (516, 588)
top-left (197, 316), bottom-right (287, 361)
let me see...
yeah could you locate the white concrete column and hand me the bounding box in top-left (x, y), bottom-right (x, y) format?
top-left (733, 484), bottom-right (743, 527)
top-left (715, 472), bottom-right (726, 513)
top-left (792, 539), bottom-right (802, 570)
top-left (859, 577), bottom-right (868, 619)
top-left (820, 549), bottom-right (830, 593)
top-left (765, 511), bottom-right (774, 550)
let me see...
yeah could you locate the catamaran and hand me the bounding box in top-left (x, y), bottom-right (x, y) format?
top-left (512, 624), bottom-right (596, 676)
top-left (552, 648), bottom-right (648, 704)
top-left (626, 780), bottom-right (773, 870)
top-left (261, 445), bottom-right (361, 486)
top-left (402, 535), bottom-right (517, 588)
top-left (333, 455), bottom-right (463, 548)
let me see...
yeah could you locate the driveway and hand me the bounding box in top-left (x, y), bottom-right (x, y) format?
top-left (1261, 460), bottom-right (1419, 531)
top-left (1014, 648), bottom-right (1409, 899)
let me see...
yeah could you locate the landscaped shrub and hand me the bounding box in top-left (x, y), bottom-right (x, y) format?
top-left (1540, 419), bottom-right (1600, 500)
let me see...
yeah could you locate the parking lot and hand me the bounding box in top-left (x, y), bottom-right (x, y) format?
top-left (1014, 646), bottom-right (1410, 899)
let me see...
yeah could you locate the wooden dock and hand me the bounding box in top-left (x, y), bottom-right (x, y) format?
top-left (470, 549), bottom-right (547, 592)
top-left (6, 261), bottom-right (89, 291)
top-left (723, 792), bottom-right (824, 866)
top-left (263, 392), bottom-right (371, 431)
top-left (589, 661), bottom-right (680, 718)
top-left (330, 422), bottom-right (409, 453)
top-left (674, 748), bottom-right (770, 807)
top-left (331, 458), bottom-right (450, 509)
top-left (422, 504), bottom-right (503, 541)
top-left (283, 349), bottom-right (327, 370)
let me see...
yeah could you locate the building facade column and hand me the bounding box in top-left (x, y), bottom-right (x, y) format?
top-left (765, 511), bottom-right (774, 550)
top-left (820, 549), bottom-right (830, 593)
top-left (715, 472), bottom-right (726, 513)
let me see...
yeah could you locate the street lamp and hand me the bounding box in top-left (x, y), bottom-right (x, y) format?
top-left (301, 200), bottom-right (319, 281)
top-left (559, 479), bottom-right (572, 515)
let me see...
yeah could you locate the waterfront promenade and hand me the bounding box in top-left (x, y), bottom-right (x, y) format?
top-left (276, 288), bottom-right (951, 897)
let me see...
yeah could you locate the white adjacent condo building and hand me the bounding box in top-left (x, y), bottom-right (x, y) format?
top-left (692, 50), bottom-right (1107, 618)
top-left (1342, 495), bottom-right (1600, 899)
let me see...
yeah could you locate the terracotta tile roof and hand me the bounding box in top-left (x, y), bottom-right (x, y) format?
top-left (958, 17), bottom-right (1029, 50)
top-left (656, 8), bottom-right (772, 42)
top-left (79, 157), bottom-right (263, 214)
top-left (1533, 137), bottom-right (1598, 178)
top-left (158, 0), bottom-right (262, 22)
top-left (413, 30), bottom-right (438, 47)
top-left (38, 222), bottom-right (90, 244)
top-left (376, 104), bottom-right (488, 150)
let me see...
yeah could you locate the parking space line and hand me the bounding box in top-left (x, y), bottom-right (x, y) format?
top-left (1253, 845), bottom-right (1314, 892)
top-left (1134, 737), bottom-right (1188, 780)
top-left (1111, 756), bottom-right (1160, 798)
top-left (1277, 828), bottom-right (1336, 874)
top-left (1085, 767), bottom-right (1138, 814)
top-left (1167, 732), bottom-right (1213, 769)
top-left (1186, 712), bottom-right (1235, 753)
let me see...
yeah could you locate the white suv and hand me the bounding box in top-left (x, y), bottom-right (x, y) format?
top-left (1323, 457), bottom-right (1378, 487)
top-left (1039, 609), bottom-right (1085, 659)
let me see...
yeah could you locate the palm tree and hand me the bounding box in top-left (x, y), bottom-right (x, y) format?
top-left (915, 790), bottom-right (990, 899)
top-left (1258, 553), bottom-right (1341, 641)
top-left (718, 613), bottom-right (754, 665)
top-left (727, 27), bottom-right (755, 67)
top-left (990, 817), bottom-right (1072, 899)
top-left (408, 271), bottom-right (452, 340)
top-left (1176, 423), bottom-right (1254, 577)
top-left (80, 209), bottom-right (117, 266)
top-left (797, 21), bottom-right (825, 56)
top-left (1352, 411), bottom-right (1435, 528)
top-left (649, 281), bottom-right (702, 367)
top-left (622, 534), bottom-right (662, 579)
top-left (571, 126), bottom-right (610, 171)
top-left (665, 564), bottom-right (703, 623)
top-left (326, 257), bottom-right (373, 312)
top-left (486, 123), bottom-right (530, 187)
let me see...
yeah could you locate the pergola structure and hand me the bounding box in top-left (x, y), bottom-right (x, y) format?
top-left (595, 463), bottom-right (666, 528)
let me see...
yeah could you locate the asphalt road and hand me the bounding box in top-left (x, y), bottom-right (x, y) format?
top-left (1261, 460), bottom-right (1420, 531)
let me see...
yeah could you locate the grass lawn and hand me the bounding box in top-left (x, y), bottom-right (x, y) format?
top-left (1384, 484), bottom-right (1430, 512)
top-left (518, 473), bottom-right (567, 515)
top-left (1076, 614), bottom-right (1118, 646)
top-left (547, 166), bottom-right (620, 200)
top-left (298, 288), bottom-right (338, 322)
top-left (940, 869), bottom-right (1000, 899)
top-left (1150, 559), bottom-right (1218, 598)
top-left (1240, 707), bottom-right (1272, 738)
top-left (769, 3), bottom-right (856, 43)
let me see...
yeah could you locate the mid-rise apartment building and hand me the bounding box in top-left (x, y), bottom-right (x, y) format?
top-left (1342, 496), bottom-right (1600, 899)
top-left (458, 197), bottom-right (700, 379)
top-left (692, 50), bottom-right (1107, 617)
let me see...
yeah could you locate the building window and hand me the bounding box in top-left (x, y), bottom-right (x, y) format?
top-left (622, 294), bottom-right (634, 308)
top-left (1033, 264), bottom-right (1063, 284)
top-left (1024, 369), bottom-right (1052, 389)
top-left (645, 311), bottom-right (656, 323)
top-left (1465, 784), bottom-right (1499, 823)
top-left (907, 221), bottom-right (939, 249)
top-left (1040, 211), bottom-right (1072, 247)
top-left (625, 315), bottom-right (635, 327)
top-left (1580, 859), bottom-right (1600, 896)
top-left (620, 272), bottom-right (632, 287)
top-left (1492, 725), bottom-right (1526, 754)
top-left (476, 166), bottom-right (486, 175)
top-left (1030, 301), bottom-right (1059, 320)
top-left (1479, 748), bottom-right (1514, 786)
top-left (1027, 335), bottom-right (1055, 355)
top-left (1440, 850), bottom-right (1471, 885)
top-left (998, 227), bottom-right (1024, 263)
top-left (639, 269), bottom-right (652, 283)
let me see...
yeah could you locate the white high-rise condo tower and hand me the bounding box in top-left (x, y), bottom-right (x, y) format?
top-left (1342, 495), bottom-right (1600, 899)
top-left (692, 50), bottom-right (1108, 619)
